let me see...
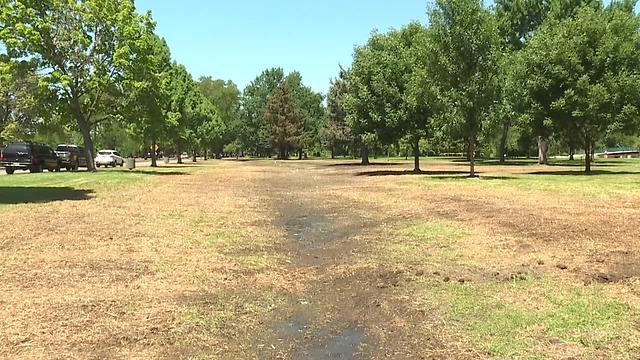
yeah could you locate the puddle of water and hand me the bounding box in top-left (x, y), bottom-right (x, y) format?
top-left (277, 316), bottom-right (308, 338)
top-left (302, 327), bottom-right (368, 360)
top-left (284, 213), bottom-right (337, 250)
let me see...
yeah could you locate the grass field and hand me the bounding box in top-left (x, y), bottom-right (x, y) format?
top-left (1, 158), bottom-right (639, 359)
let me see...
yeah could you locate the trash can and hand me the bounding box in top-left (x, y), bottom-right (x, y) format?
top-left (126, 158), bottom-right (136, 170)
top-left (164, 156), bottom-right (170, 164)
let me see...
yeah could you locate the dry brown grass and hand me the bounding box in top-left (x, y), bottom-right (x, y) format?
top-left (1, 158), bottom-right (640, 359)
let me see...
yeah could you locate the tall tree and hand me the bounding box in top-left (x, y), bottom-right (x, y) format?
top-left (519, 4), bottom-right (640, 172)
top-left (494, 0), bottom-right (549, 163)
top-left (428, 0), bottom-right (500, 176)
top-left (123, 34), bottom-right (172, 167)
top-left (346, 22), bottom-right (437, 172)
top-left (195, 97), bottom-right (225, 160)
top-left (198, 76), bottom-right (241, 156)
top-left (285, 71), bottom-right (325, 159)
top-left (241, 68), bottom-right (286, 156)
top-left (265, 83), bottom-right (301, 160)
top-left (325, 67), bottom-right (352, 159)
top-left (165, 62), bottom-right (198, 164)
top-left (0, 0), bottom-right (153, 171)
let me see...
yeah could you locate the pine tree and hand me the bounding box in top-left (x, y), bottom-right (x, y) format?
top-left (265, 84), bottom-right (302, 160)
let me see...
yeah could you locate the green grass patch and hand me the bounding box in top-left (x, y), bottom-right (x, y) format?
top-left (381, 221), bottom-right (470, 265)
top-left (0, 167), bottom-right (202, 205)
top-left (182, 305), bottom-right (236, 333)
top-left (427, 277), bottom-right (637, 358)
top-left (0, 170), bottom-right (170, 205)
top-left (403, 158), bottom-right (640, 198)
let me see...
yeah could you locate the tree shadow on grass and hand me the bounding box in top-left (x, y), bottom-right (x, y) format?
top-left (327, 162), bottom-right (404, 168)
top-left (110, 170), bottom-right (189, 176)
top-left (223, 158), bottom-right (267, 163)
top-left (0, 187), bottom-right (94, 205)
top-left (356, 170), bottom-right (470, 177)
top-left (526, 170), bottom-right (639, 176)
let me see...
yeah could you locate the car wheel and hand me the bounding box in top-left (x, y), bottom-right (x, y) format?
top-left (5, 167), bottom-right (14, 175)
top-left (30, 164), bottom-right (43, 173)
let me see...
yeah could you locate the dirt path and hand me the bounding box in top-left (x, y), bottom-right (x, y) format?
top-left (234, 162), bottom-right (451, 359)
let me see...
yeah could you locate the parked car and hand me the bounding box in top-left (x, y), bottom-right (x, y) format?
top-left (55, 144), bottom-right (88, 171)
top-left (95, 150), bottom-right (125, 168)
top-left (0, 141), bottom-right (61, 174)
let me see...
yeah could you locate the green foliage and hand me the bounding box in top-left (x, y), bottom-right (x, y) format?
top-left (239, 68), bottom-right (324, 158)
top-left (284, 71), bottom-right (325, 157)
top-left (346, 22), bottom-right (439, 170)
top-left (198, 76), bottom-right (241, 153)
top-left (428, 0), bottom-right (500, 174)
top-left (0, 0), bottom-right (156, 170)
top-left (346, 23), bottom-right (435, 145)
top-left (325, 67), bottom-right (352, 157)
top-left (518, 4), bottom-right (640, 171)
top-left (122, 33), bottom-right (173, 156)
top-left (264, 83), bottom-right (301, 159)
top-left (0, 121), bottom-right (27, 142)
top-left (241, 68), bottom-right (286, 155)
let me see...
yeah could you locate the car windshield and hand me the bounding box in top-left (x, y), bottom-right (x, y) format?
top-left (98, 151), bottom-right (113, 155)
top-left (4, 143), bottom-right (29, 154)
top-left (56, 145), bottom-right (69, 152)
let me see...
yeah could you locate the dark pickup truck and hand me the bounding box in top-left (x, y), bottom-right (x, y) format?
top-left (0, 142), bottom-right (61, 174)
top-left (55, 144), bottom-right (88, 171)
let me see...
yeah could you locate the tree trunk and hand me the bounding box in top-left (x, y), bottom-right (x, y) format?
top-left (585, 145), bottom-right (592, 173)
top-left (569, 145), bottom-right (574, 161)
top-left (177, 146), bottom-right (183, 164)
top-left (331, 144), bottom-right (335, 159)
top-left (150, 139), bottom-right (158, 167)
top-left (361, 144), bottom-right (370, 165)
top-left (298, 148), bottom-right (303, 160)
top-left (538, 136), bottom-right (549, 165)
top-left (72, 98), bottom-right (96, 172)
top-left (192, 149), bottom-right (197, 162)
top-left (279, 146), bottom-right (286, 160)
top-left (413, 138), bottom-right (421, 173)
top-left (204, 149), bottom-right (208, 161)
top-left (498, 121), bottom-right (509, 163)
top-left (469, 139), bottom-right (476, 177)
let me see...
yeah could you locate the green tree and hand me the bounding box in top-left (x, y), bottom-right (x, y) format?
top-left (493, 0), bottom-right (550, 163)
top-left (241, 68), bottom-right (286, 156)
top-left (346, 22), bottom-right (437, 172)
top-left (519, 4), bottom-right (640, 172)
top-left (122, 34), bottom-right (172, 167)
top-left (198, 76), bottom-right (241, 156)
top-left (165, 62), bottom-right (199, 164)
top-left (194, 95), bottom-right (225, 160)
top-left (428, 0), bottom-right (500, 176)
top-left (325, 67), bottom-right (352, 159)
top-left (265, 83), bottom-right (301, 160)
top-left (0, 0), bottom-right (153, 171)
top-left (285, 71), bottom-right (325, 159)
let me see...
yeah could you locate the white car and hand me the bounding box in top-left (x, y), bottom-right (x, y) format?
top-left (95, 150), bottom-right (125, 168)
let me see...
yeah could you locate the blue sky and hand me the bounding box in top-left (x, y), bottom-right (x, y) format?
top-left (135, 0), bottom-right (429, 95)
top-left (135, 0), bottom-right (637, 95)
